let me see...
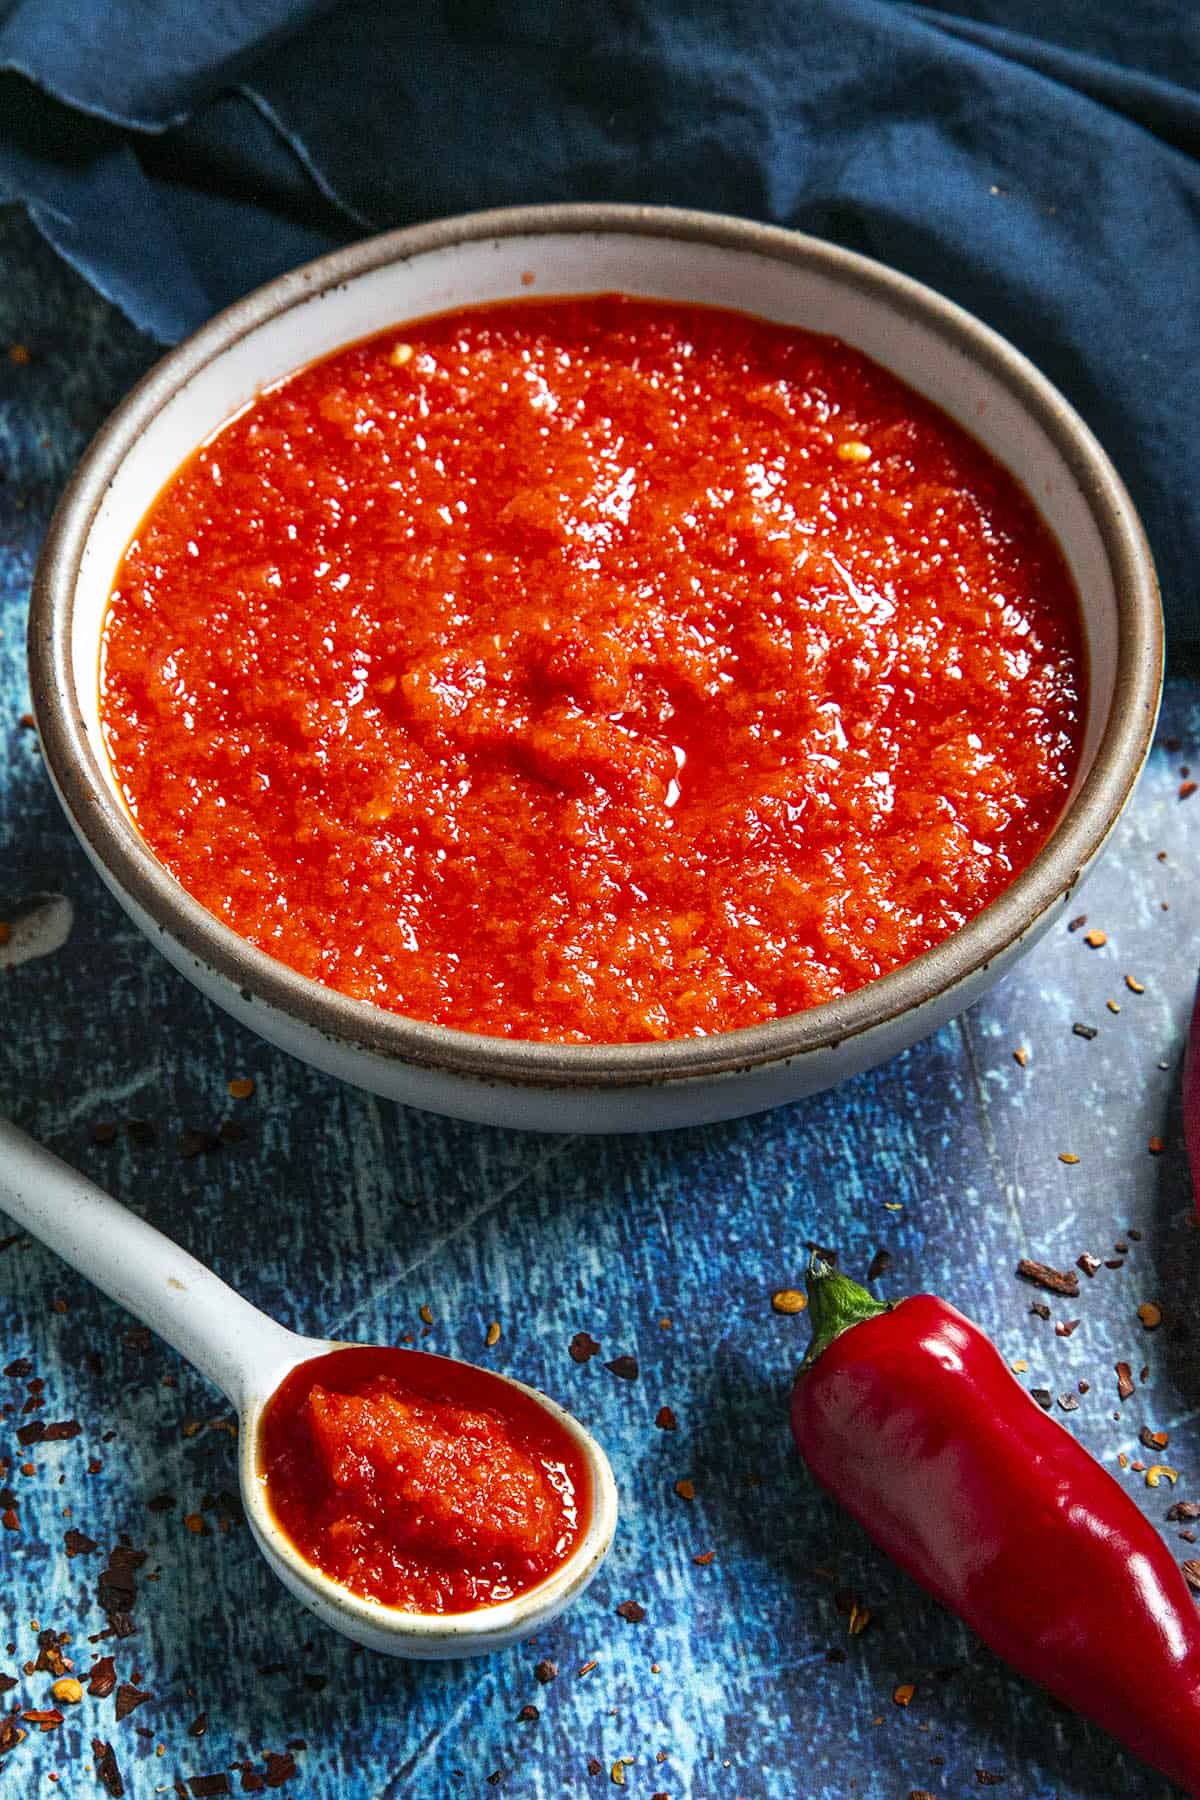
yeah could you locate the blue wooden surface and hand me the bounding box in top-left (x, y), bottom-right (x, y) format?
top-left (1, 203), bottom-right (1198, 1799)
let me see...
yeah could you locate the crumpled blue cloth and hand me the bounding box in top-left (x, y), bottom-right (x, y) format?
top-left (1, 0), bottom-right (1196, 641)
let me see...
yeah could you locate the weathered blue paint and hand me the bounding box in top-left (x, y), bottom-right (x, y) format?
top-left (0, 204), bottom-right (1197, 1798)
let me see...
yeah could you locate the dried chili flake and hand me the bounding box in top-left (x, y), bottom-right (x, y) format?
top-left (1116, 1362), bottom-right (1136, 1401)
top-left (517, 1704), bottom-right (539, 1723)
top-left (674, 1479), bottom-right (696, 1501)
top-left (1067, 915), bottom-right (1087, 932)
top-left (1076, 1253), bottom-right (1102, 1279)
top-left (533, 1659), bottom-right (557, 1685)
top-left (1149, 1136), bottom-right (1165, 1155)
top-left (893, 1683), bottom-right (916, 1706)
top-left (654, 1406), bottom-right (678, 1431)
top-left (1054, 1319), bottom-right (1080, 1338)
top-left (975, 1777), bottom-right (1006, 1790)
top-left (1168, 1501), bottom-right (1200, 1522)
top-left (93, 1739), bottom-right (125, 1797)
top-left (1029, 1301), bottom-right (1051, 1320)
top-left (64, 1528), bottom-right (98, 1557)
top-left (4, 1359), bottom-right (32, 1379)
top-left (227, 1078), bottom-right (255, 1100)
top-left (114, 1683), bottom-right (151, 1720)
top-left (1017, 1259), bottom-right (1080, 1297)
top-left (179, 1128), bottom-right (221, 1159)
top-left (87, 1657), bottom-right (117, 1698)
top-left (2, 1508), bottom-right (18, 1532)
top-left (34, 1631), bottom-right (69, 1677)
top-left (587, 1760), bottom-right (603, 1777)
top-left (1141, 1427), bottom-right (1170, 1451)
top-left (692, 1550), bottom-right (716, 1565)
top-left (1180, 781), bottom-right (1197, 800)
top-left (605, 1355), bottom-right (639, 1381)
top-left (0, 1678), bottom-right (14, 1696)
top-left (615, 1601), bottom-right (646, 1623)
top-left (97, 1543), bottom-right (146, 1638)
top-left (1012, 1047), bottom-right (1029, 1067)
top-left (188, 1779), bottom-right (230, 1798)
top-left (262, 1752), bottom-right (296, 1788)
top-left (568, 1332), bottom-right (600, 1363)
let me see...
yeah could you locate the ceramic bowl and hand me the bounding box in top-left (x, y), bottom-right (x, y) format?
top-left (28, 205), bottom-right (1162, 1132)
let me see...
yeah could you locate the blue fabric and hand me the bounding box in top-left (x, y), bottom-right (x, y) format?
top-left (0, 0), bottom-right (1196, 641)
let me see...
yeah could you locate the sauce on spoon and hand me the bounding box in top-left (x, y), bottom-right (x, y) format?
top-left (258, 1346), bottom-right (590, 1613)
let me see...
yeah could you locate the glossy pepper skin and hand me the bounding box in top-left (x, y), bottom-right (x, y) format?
top-left (791, 1259), bottom-right (1200, 1797)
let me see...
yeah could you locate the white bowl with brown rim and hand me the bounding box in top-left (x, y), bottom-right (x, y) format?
top-left (28, 204), bottom-right (1163, 1132)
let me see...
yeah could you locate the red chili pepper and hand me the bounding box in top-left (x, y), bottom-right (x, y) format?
top-left (791, 1257), bottom-right (1200, 1795)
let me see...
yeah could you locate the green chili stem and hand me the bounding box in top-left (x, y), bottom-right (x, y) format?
top-left (800, 1253), bottom-right (890, 1371)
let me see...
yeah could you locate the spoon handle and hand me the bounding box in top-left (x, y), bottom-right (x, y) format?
top-left (0, 1118), bottom-right (300, 1410)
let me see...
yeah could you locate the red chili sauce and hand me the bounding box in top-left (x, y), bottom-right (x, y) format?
top-left (100, 296), bottom-right (1084, 1042)
top-left (258, 1348), bottom-right (589, 1613)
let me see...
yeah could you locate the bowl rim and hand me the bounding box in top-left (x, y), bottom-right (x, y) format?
top-left (28, 201), bottom-right (1163, 1091)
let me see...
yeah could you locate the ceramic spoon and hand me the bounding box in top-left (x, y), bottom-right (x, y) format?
top-left (0, 1118), bottom-right (618, 1657)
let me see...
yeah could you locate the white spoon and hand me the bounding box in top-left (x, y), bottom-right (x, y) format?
top-left (0, 1118), bottom-right (617, 1657)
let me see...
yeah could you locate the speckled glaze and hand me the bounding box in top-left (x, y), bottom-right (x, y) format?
top-left (0, 1118), bottom-right (618, 1658)
top-left (28, 205), bottom-right (1163, 1131)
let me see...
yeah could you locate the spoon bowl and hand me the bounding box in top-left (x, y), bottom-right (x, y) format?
top-left (0, 1118), bottom-right (618, 1656)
